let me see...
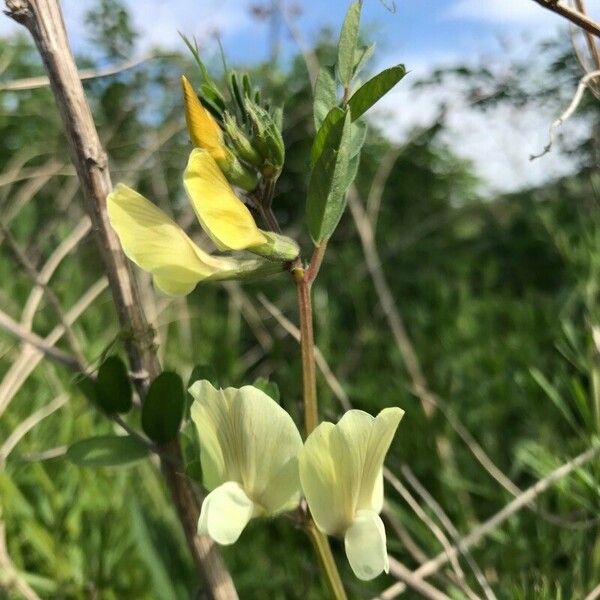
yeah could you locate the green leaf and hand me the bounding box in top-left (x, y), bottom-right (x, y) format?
top-left (306, 110), bottom-right (353, 243)
top-left (349, 119), bottom-right (367, 158)
top-left (252, 377), bottom-right (280, 402)
top-left (141, 372), bottom-right (185, 444)
top-left (337, 1), bottom-right (362, 86)
top-left (314, 67), bottom-right (337, 130)
top-left (75, 375), bottom-right (97, 405)
top-left (96, 355), bottom-right (132, 414)
top-left (353, 43), bottom-right (375, 76)
top-left (310, 106), bottom-right (345, 167)
top-left (348, 64), bottom-right (406, 121)
top-left (67, 435), bottom-right (148, 467)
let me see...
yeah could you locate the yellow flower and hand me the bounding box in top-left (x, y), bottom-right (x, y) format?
top-left (108, 150), bottom-right (298, 296)
top-left (183, 148), bottom-right (267, 250)
top-left (299, 408), bottom-right (404, 580)
top-left (181, 75), bottom-right (227, 161)
top-left (107, 182), bottom-right (278, 296)
top-left (190, 380), bottom-right (303, 544)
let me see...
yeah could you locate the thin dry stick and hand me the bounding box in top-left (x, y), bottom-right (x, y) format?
top-left (0, 53), bottom-right (150, 91)
top-left (2, 3), bottom-right (237, 596)
top-left (0, 220), bottom-right (87, 367)
top-left (21, 217), bottom-right (91, 328)
top-left (530, 69), bottom-right (600, 159)
top-left (0, 393), bottom-right (67, 463)
top-left (386, 558), bottom-right (450, 600)
top-left (347, 189), bottom-right (435, 417)
top-left (401, 465), bottom-right (496, 600)
top-left (0, 277), bottom-right (108, 417)
top-left (585, 582), bottom-right (600, 600)
top-left (531, 0), bottom-right (600, 37)
top-left (574, 0), bottom-right (600, 69)
top-left (0, 520), bottom-right (41, 600)
top-left (375, 444), bottom-right (600, 599)
top-left (257, 293), bottom-right (352, 411)
top-left (366, 147), bottom-right (401, 231)
top-left (0, 308), bottom-right (80, 370)
top-left (383, 468), bottom-right (467, 585)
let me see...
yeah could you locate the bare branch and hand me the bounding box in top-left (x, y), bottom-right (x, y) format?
top-left (375, 444), bottom-right (600, 599)
top-left (257, 293), bottom-right (352, 411)
top-left (530, 69), bottom-right (600, 159)
top-left (531, 0), bottom-right (600, 38)
top-left (0, 308), bottom-right (80, 370)
top-left (0, 393), bottom-right (67, 464)
top-left (401, 465), bottom-right (497, 600)
top-left (0, 53), bottom-right (150, 91)
top-left (2, 2), bottom-right (238, 594)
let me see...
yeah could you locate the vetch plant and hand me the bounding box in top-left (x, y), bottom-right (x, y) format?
top-left (72, 1), bottom-right (408, 597)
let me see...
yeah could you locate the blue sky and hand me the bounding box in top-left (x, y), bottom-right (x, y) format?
top-left (0, 1), bottom-right (591, 193)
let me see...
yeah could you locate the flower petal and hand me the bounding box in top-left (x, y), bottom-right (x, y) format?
top-left (181, 75), bottom-right (227, 161)
top-left (344, 509), bottom-right (389, 580)
top-left (189, 380), bottom-right (230, 490)
top-left (189, 381), bottom-right (303, 514)
top-left (183, 149), bottom-right (267, 251)
top-left (231, 385), bottom-right (303, 513)
top-left (197, 481), bottom-right (255, 545)
top-left (358, 407), bottom-right (404, 512)
top-left (107, 183), bottom-right (227, 296)
top-left (299, 421), bottom-right (349, 535)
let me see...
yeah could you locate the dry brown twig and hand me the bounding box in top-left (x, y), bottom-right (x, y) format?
top-left (530, 69), bottom-right (600, 160)
top-left (0, 53), bottom-right (150, 91)
top-left (375, 444), bottom-right (600, 599)
top-left (531, 0), bottom-right (600, 38)
top-left (0, 520), bottom-right (41, 600)
top-left (2, 3), bottom-right (237, 595)
top-left (401, 465), bottom-right (496, 600)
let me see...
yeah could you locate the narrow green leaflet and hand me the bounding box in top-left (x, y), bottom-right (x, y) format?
top-left (306, 110), bottom-right (353, 243)
top-left (348, 64), bottom-right (406, 121)
top-left (313, 67), bottom-right (337, 130)
top-left (67, 435), bottom-right (148, 467)
top-left (337, 0), bottom-right (362, 86)
top-left (310, 106), bottom-right (345, 166)
top-left (95, 355), bottom-right (132, 414)
top-left (141, 372), bottom-right (185, 444)
top-left (349, 119), bottom-right (367, 158)
top-left (353, 43), bottom-right (375, 76)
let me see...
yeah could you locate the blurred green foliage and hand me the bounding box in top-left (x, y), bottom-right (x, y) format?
top-left (0, 1), bottom-right (599, 598)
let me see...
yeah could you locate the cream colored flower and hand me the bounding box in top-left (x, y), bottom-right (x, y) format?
top-left (190, 380), bottom-right (303, 544)
top-left (299, 408), bottom-right (404, 580)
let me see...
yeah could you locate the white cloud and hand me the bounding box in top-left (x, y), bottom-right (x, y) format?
top-left (369, 46), bottom-right (584, 195)
top-left (123, 0), bottom-right (252, 52)
top-left (446, 0), bottom-right (556, 24)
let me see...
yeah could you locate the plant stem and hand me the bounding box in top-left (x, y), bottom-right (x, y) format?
top-left (295, 269), bottom-right (318, 435)
top-left (294, 243), bottom-right (346, 599)
top-left (306, 520), bottom-right (348, 600)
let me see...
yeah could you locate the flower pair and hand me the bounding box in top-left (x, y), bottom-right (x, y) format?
top-left (189, 380), bottom-right (404, 581)
top-left (107, 149), bottom-right (298, 296)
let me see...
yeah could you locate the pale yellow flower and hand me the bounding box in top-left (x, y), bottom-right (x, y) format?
top-left (299, 408), bottom-right (404, 580)
top-left (190, 381), bottom-right (303, 544)
top-left (107, 183), bottom-right (281, 296)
